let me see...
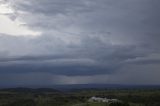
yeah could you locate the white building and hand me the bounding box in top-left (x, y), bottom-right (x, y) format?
top-left (88, 97), bottom-right (121, 103)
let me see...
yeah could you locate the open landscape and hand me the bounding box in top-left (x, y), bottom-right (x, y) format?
top-left (0, 0), bottom-right (160, 106)
top-left (0, 86), bottom-right (160, 106)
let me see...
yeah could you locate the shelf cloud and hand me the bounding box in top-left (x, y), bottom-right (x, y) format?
top-left (0, 0), bottom-right (160, 86)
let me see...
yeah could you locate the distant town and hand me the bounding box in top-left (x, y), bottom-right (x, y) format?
top-left (88, 96), bottom-right (121, 103)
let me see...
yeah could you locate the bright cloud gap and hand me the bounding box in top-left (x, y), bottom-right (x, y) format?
top-left (0, 3), bottom-right (41, 37)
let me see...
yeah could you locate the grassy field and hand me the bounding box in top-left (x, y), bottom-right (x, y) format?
top-left (0, 88), bottom-right (159, 106)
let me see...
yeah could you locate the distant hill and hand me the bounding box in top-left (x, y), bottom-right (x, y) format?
top-left (50, 84), bottom-right (160, 91)
top-left (0, 87), bottom-right (60, 93)
top-left (0, 84), bottom-right (160, 92)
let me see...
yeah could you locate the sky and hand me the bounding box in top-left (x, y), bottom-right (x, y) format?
top-left (0, 0), bottom-right (160, 87)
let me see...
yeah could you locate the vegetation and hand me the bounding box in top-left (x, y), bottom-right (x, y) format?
top-left (0, 88), bottom-right (159, 106)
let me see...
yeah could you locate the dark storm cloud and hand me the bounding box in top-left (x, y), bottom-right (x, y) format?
top-left (0, 34), bottom-right (143, 76)
top-left (125, 55), bottom-right (160, 65)
top-left (0, 36), bottom-right (151, 76)
top-left (0, 0), bottom-right (160, 85)
top-left (0, 39), bottom-right (140, 75)
top-left (0, 54), bottom-right (75, 62)
top-left (11, 0), bottom-right (160, 46)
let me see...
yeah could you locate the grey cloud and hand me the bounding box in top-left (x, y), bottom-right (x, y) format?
top-left (0, 0), bottom-right (160, 85)
top-left (12, 0), bottom-right (95, 15)
top-left (10, 0), bottom-right (160, 46)
top-left (125, 54), bottom-right (160, 65)
top-left (0, 72), bottom-right (55, 87)
top-left (0, 31), bottom-right (159, 77)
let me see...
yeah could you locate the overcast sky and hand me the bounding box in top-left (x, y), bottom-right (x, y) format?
top-left (0, 0), bottom-right (160, 87)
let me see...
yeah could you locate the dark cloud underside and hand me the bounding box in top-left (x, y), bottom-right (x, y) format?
top-left (0, 0), bottom-right (160, 85)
